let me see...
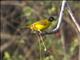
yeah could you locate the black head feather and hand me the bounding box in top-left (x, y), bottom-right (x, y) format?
top-left (48, 16), bottom-right (55, 22)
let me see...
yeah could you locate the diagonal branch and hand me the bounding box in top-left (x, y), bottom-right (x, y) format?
top-left (52, 0), bottom-right (66, 32)
top-left (66, 3), bottom-right (80, 60)
top-left (66, 3), bottom-right (80, 32)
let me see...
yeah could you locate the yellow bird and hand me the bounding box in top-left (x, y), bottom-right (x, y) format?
top-left (19, 16), bottom-right (56, 51)
top-left (26, 16), bottom-right (56, 31)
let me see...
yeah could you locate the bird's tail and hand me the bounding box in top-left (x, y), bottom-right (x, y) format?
top-left (17, 24), bottom-right (30, 31)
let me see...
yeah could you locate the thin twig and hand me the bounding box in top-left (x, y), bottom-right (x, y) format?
top-left (67, 3), bottom-right (80, 32)
top-left (55, 0), bottom-right (67, 60)
top-left (66, 3), bottom-right (80, 60)
top-left (36, 32), bottom-right (46, 60)
top-left (52, 0), bottom-right (66, 32)
top-left (38, 32), bottom-right (47, 51)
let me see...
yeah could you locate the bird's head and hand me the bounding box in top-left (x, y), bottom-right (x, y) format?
top-left (48, 16), bottom-right (56, 22)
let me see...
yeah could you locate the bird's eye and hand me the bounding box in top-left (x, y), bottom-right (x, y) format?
top-left (48, 16), bottom-right (55, 21)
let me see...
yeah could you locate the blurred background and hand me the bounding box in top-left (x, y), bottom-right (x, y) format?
top-left (0, 1), bottom-right (80, 60)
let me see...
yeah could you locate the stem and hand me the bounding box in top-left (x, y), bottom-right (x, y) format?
top-left (66, 3), bottom-right (80, 60)
top-left (67, 3), bottom-right (80, 32)
top-left (52, 0), bottom-right (66, 32)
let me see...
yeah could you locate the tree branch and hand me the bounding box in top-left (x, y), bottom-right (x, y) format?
top-left (67, 3), bottom-right (80, 32)
top-left (52, 0), bottom-right (66, 32)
